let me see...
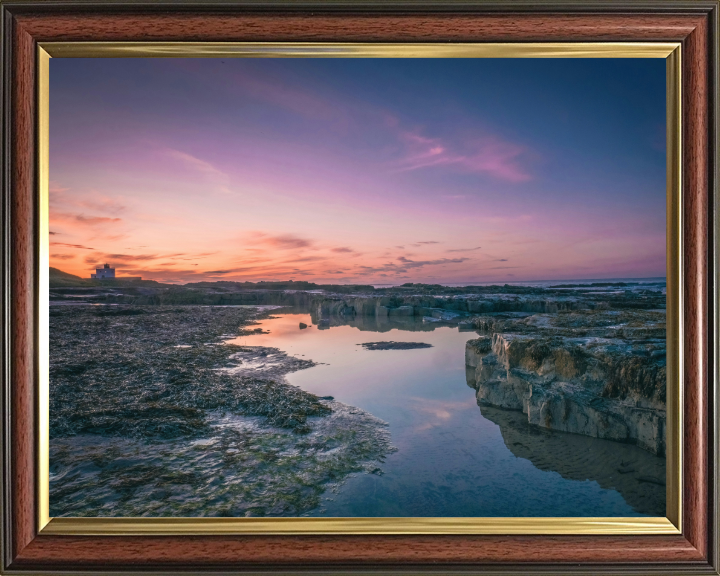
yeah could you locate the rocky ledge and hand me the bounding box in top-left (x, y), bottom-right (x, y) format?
top-left (465, 309), bottom-right (666, 455)
top-left (359, 341), bottom-right (433, 351)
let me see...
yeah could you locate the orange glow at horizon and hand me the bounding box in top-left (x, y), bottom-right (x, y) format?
top-left (49, 58), bottom-right (667, 285)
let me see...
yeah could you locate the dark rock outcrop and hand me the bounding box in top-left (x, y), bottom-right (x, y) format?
top-left (359, 341), bottom-right (433, 351)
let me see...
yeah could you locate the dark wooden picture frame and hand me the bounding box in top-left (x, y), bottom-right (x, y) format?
top-left (1, 1), bottom-right (718, 573)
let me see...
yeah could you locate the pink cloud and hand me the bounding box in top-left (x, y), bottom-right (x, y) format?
top-left (392, 129), bottom-right (532, 182)
top-left (459, 137), bottom-right (532, 182)
top-left (172, 60), bottom-right (352, 129)
top-left (49, 181), bottom-right (70, 194)
top-left (163, 149), bottom-right (232, 193)
top-left (447, 246), bottom-right (482, 253)
top-left (76, 196), bottom-right (126, 216)
top-left (358, 256), bottom-right (470, 275)
top-left (51, 242), bottom-right (94, 250)
top-left (51, 212), bottom-right (122, 226)
top-left (248, 232), bottom-right (315, 250)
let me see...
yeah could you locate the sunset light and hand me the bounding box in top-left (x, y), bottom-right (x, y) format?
top-left (49, 58), bottom-right (666, 284)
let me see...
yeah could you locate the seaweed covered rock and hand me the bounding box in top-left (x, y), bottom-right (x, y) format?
top-left (49, 305), bottom-right (396, 516)
top-left (50, 400), bottom-right (395, 517)
top-left (50, 306), bottom-right (325, 437)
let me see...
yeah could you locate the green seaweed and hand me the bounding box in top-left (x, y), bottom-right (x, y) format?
top-left (49, 305), bottom-right (395, 517)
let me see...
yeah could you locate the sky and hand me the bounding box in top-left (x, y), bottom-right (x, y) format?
top-left (49, 57), bottom-right (666, 285)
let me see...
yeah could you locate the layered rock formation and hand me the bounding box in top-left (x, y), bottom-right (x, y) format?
top-left (305, 289), bottom-right (664, 324)
top-left (465, 310), bottom-right (666, 455)
top-left (52, 279), bottom-right (665, 319)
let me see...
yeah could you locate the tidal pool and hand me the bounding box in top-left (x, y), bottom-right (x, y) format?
top-left (230, 310), bottom-right (666, 517)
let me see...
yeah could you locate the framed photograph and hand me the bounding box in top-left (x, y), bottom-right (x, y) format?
top-left (1, 1), bottom-right (718, 574)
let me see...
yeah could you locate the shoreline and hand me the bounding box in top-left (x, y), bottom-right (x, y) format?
top-left (49, 304), bottom-right (395, 517)
top-left (48, 278), bottom-right (667, 516)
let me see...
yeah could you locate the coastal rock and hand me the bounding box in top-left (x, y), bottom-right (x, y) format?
top-left (359, 341), bottom-right (433, 351)
top-left (465, 336), bottom-right (492, 367)
top-left (465, 310), bottom-right (667, 455)
top-left (50, 399), bottom-right (396, 518)
top-left (61, 280), bottom-right (666, 324)
top-left (49, 304), bottom-right (397, 517)
top-left (388, 305), bottom-right (414, 317)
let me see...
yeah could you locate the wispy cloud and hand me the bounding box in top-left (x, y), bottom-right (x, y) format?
top-left (164, 149), bottom-right (232, 193)
top-left (48, 60), bottom-right (665, 285)
top-left (49, 181), bottom-right (70, 194)
top-left (81, 251), bottom-right (202, 270)
top-left (84, 253), bottom-right (161, 265)
top-left (447, 246), bottom-right (482, 253)
top-left (249, 232), bottom-right (315, 250)
top-left (77, 197), bottom-right (126, 216)
top-left (168, 252), bottom-right (218, 261)
top-left (49, 185), bottom-right (126, 217)
top-left (51, 212), bottom-right (122, 226)
top-left (51, 242), bottom-right (94, 250)
top-left (75, 214), bottom-right (122, 225)
top-left (392, 129), bottom-right (532, 182)
top-left (172, 60), bottom-right (353, 130)
top-left (230, 68), bottom-right (349, 126)
top-left (359, 256), bottom-right (470, 275)
top-left (397, 256), bottom-right (469, 269)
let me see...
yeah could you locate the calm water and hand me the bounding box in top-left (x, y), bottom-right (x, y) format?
top-left (230, 311), bottom-right (665, 517)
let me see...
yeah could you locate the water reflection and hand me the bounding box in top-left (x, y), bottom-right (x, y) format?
top-left (235, 308), bottom-right (664, 517)
top-left (311, 311), bottom-right (447, 333)
top-left (476, 405), bottom-right (665, 516)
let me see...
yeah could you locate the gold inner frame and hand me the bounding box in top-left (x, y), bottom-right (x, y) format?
top-left (36, 42), bottom-right (683, 536)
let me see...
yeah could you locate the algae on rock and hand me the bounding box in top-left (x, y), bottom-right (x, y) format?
top-left (49, 305), bottom-right (396, 516)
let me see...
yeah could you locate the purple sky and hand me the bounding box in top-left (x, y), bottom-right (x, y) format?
top-left (49, 58), bottom-right (666, 284)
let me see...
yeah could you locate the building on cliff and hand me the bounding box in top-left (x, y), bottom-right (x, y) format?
top-left (90, 263), bottom-right (115, 279)
top-left (90, 263), bottom-right (142, 281)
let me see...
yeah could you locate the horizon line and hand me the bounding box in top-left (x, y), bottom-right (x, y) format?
top-left (51, 266), bottom-right (667, 287)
